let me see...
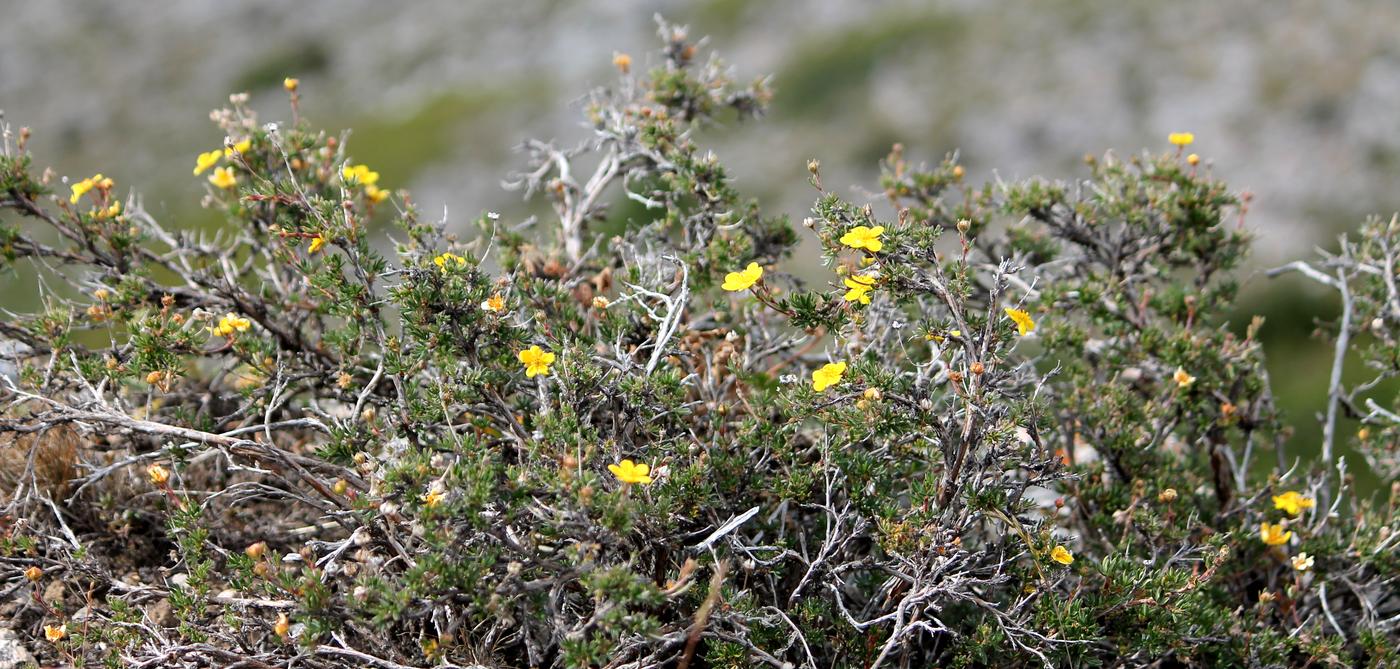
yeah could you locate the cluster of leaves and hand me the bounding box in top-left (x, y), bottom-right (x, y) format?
top-left (1, 17), bottom-right (1397, 669)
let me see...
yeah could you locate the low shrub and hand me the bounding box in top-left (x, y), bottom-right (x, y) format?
top-left (1, 18), bottom-right (1396, 669)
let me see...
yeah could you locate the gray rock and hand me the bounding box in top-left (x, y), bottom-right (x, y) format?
top-left (0, 628), bottom-right (35, 669)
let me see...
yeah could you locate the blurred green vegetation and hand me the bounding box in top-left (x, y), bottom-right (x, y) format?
top-left (1233, 278), bottom-right (1388, 495)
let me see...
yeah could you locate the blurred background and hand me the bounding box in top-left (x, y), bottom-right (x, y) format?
top-left (2, 0), bottom-right (1396, 490)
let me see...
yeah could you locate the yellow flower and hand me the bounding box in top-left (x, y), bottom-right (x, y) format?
top-left (1291, 552), bottom-right (1314, 572)
top-left (422, 489), bottom-right (445, 508)
top-left (843, 274), bottom-right (877, 305)
top-left (839, 225), bottom-right (885, 253)
top-left (342, 164), bottom-right (380, 186)
top-left (69, 176), bottom-right (96, 204)
top-left (1173, 367), bottom-right (1196, 389)
top-left (99, 200), bottom-right (122, 219)
top-left (1050, 545), bottom-right (1074, 565)
top-left (1169, 132), bottom-right (1195, 147)
top-left (193, 150), bottom-right (223, 176)
top-left (1260, 522), bottom-right (1292, 546)
top-left (308, 236), bottom-right (326, 254)
top-left (434, 252), bottom-right (467, 271)
top-left (812, 361), bottom-right (847, 392)
top-left (1187, 153), bottom-right (1200, 166)
top-left (147, 463), bottom-right (170, 485)
top-left (518, 345), bottom-right (556, 378)
top-left (209, 166), bottom-right (238, 190)
top-left (283, 77), bottom-right (300, 92)
top-left (481, 294), bottom-right (506, 313)
top-left (224, 138), bottom-right (252, 158)
top-left (1004, 307), bottom-right (1035, 336)
top-left (1272, 491), bottom-right (1315, 516)
top-left (365, 184), bottom-right (389, 203)
top-left (608, 459), bottom-right (653, 485)
top-left (44, 624), bottom-right (66, 642)
top-left (211, 312), bottom-right (252, 337)
top-left (722, 262), bottom-right (764, 292)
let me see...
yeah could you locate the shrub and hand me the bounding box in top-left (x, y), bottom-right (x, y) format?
top-left (1, 17), bottom-right (1397, 669)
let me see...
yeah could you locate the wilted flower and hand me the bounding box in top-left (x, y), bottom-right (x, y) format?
top-left (481, 294), bottom-right (506, 313)
top-left (1291, 552), bottom-right (1314, 572)
top-left (44, 624), bottom-right (65, 642)
top-left (274, 612), bottom-right (290, 638)
top-left (612, 52), bottom-right (632, 74)
top-left (147, 463), bottom-right (170, 486)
